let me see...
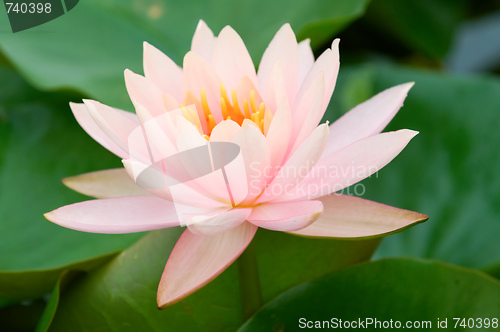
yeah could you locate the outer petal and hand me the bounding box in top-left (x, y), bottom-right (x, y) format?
top-left (277, 129), bottom-right (419, 202)
top-left (265, 98), bottom-right (292, 168)
top-left (62, 169), bottom-right (149, 198)
top-left (297, 38), bottom-right (314, 86)
top-left (143, 42), bottom-right (183, 100)
top-left (211, 26), bottom-right (257, 91)
top-left (157, 222), bottom-right (258, 307)
top-left (191, 20), bottom-right (216, 62)
top-left (296, 39), bottom-right (339, 115)
top-left (257, 24), bottom-right (299, 106)
top-left (186, 208), bottom-right (252, 236)
top-left (323, 82), bottom-right (414, 156)
top-left (82, 100), bottom-right (140, 158)
top-left (45, 196), bottom-right (180, 234)
top-left (263, 61), bottom-right (287, 112)
top-left (70, 102), bottom-right (131, 159)
top-left (247, 200), bottom-right (323, 231)
top-left (290, 194), bottom-right (428, 238)
top-left (289, 72), bottom-right (325, 154)
top-left (125, 69), bottom-right (168, 121)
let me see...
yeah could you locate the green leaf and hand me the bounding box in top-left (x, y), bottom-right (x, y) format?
top-left (35, 270), bottom-right (81, 332)
top-left (0, 253), bottom-right (116, 305)
top-left (362, 0), bottom-right (466, 58)
top-left (325, 63), bottom-right (500, 270)
top-left (46, 228), bottom-right (378, 331)
top-left (239, 258), bottom-right (500, 331)
top-left (0, 0), bottom-right (369, 110)
top-left (0, 65), bottom-right (142, 303)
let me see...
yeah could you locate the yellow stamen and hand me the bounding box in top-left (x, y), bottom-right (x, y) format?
top-left (185, 85), bottom-right (271, 137)
top-left (251, 112), bottom-right (258, 123)
top-left (231, 89), bottom-right (241, 115)
top-left (203, 134), bottom-right (210, 141)
top-left (207, 114), bottom-right (216, 133)
top-left (220, 97), bottom-right (228, 120)
top-left (250, 90), bottom-right (257, 113)
top-left (200, 88), bottom-right (212, 120)
top-left (258, 102), bottom-right (264, 114)
top-left (220, 83), bottom-right (229, 103)
top-left (243, 99), bottom-right (251, 119)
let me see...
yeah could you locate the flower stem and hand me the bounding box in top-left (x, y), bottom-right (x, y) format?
top-left (237, 240), bottom-right (263, 320)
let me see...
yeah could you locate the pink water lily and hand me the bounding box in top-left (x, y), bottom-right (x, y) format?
top-left (45, 21), bottom-right (427, 308)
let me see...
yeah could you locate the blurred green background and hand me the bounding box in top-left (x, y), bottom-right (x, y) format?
top-left (1, 0), bottom-right (500, 331)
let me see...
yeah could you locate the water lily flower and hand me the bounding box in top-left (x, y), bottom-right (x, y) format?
top-left (45, 21), bottom-right (427, 308)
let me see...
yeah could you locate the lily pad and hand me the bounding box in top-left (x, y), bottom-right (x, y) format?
top-left (46, 228), bottom-right (379, 331)
top-left (239, 258), bottom-right (500, 331)
top-left (0, 65), bottom-right (142, 303)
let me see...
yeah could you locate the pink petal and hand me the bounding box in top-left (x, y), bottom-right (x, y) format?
top-left (183, 51), bottom-right (223, 122)
top-left (211, 26), bottom-right (257, 92)
top-left (265, 99), bottom-right (292, 168)
top-left (257, 123), bottom-right (329, 203)
top-left (143, 42), bottom-right (183, 100)
top-left (323, 82), bottom-right (414, 156)
top-left (248, 200), bottom-right (323, 231)
top-left (122, 158), bottom-right (173, 201)
top-left (191, 20), bottom-right (216, 62)
top-left (44, 196), bottom-right (180, 234)
top-left (131, 104), bottom-right (178, 162)
top-left (290, 194), bottom-right (428, 238)
top-left (175, 116), bottom-right (207, 152)
top-left (62, 169), bottom-right (149, 198)
top-left (186, 208), bottom-right (252, 236)
top-left (209, 119), bottom-right (241, 142)
top-left (232, 125), bottom-right (271, 202)
top-left (82, 100), bottom-right (140, 158)
top-left (263, 61), bottom-right (287, 112)
top-left (157, 222), bottom-right (257, 307)
top-left (297, 39), bottom-right (339, 115)
top-left (257, 24), bottom-right (299, 106)
top-left (289, 72), bottom-right (325, 154)
top-left (125, 69), bottom-right (168, 121)
top-left (277, 129), bottom-right (418, 202)
top-left (297, 38), bottom-right (314, 86)
top-left (70, 102), bottom-right (130, 159)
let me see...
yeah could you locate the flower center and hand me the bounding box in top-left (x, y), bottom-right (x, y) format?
top-left (180, 83), bottom-right (272, 138)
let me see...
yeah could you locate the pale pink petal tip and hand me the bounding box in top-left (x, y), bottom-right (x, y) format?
top-left (62, 169), bottom-right (149, 199)
top-left (290, 194), bottom-right (428, 239)
top-left (157, 222), bottom-right (257, 308)
top-left (45, 196), bottom-right (179, 234)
